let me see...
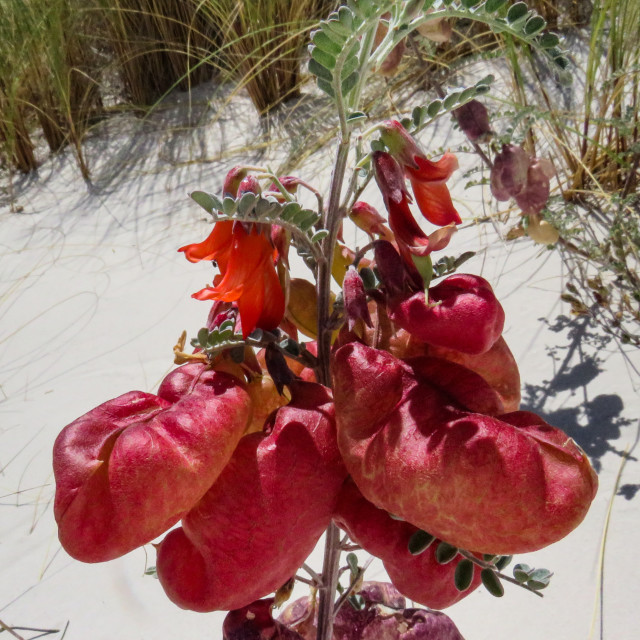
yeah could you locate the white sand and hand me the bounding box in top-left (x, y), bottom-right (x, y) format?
top-left (1, 84), bottom-right (639, 640)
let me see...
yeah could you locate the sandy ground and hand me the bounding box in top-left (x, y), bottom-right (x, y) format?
top-left (1, 84), bottom-right (639, 640)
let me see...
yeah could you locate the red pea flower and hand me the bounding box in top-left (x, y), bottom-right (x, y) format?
top-left (372, 151), bottom-right (456, 259)
top-left (192, 224), bottom-right (285, 338)
top-left (380, 120), bottom-right (462, 227)
top-left (178, 220), bottom-right (234, 271)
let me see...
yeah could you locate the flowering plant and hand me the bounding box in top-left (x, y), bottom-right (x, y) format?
top-left (52, 2), bottom-right (595, 639)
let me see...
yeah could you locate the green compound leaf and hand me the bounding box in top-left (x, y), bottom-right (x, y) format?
top-left (454, 559), bottom-right (475, 591)
top-left (342, 71), bottom-right (360, 95)
top-left (484, 0), bottom-right (509, 11)
top-left (190, 191), bottom-right (222, 214)
top-left (443, 90), bottom-right (463, 110)
top-left (476, 73), bottom-right (495, 86)
top-left (222, 196), bottom-right (237, 215)
top-left (435, 542), bottom-right (459, 564)
top-left (237, 192), bottom-right (257, 215)
top-left (408, 530), bottom-right (436, 555)
top-left (317, 78), bottom-right (335, 98)
top-left (507, 2), bottom-right (529, 23)
top-left (426, 99), bottom-right (442, 118)
top-left (311, 46), bottom-right (337, 71)
top-left (341, 54), bottom-right (360, 80)
top-left (513, 563), bottom-right (533, 583)
top-left (524, 15), bottom-right (546, 35)
top-left (309, 57), bottom-right (333, 83)
top-left (325, 18), bottom-right (351, 39)
top-left (311, 229), bottom-right (329, 243)
top-left (347, 111), bottom-right (367, 125)
top-left (338, 6), bottom-right (354, 30)
top-left (280, 201), bottom-right (302, 221)
top-left (527, 568), bottom-right (553, 590)
top-left (539, 31), bottom-right (560, 48)
top-left (495, 555), bottom-right (513, 571)
top-left (197, 327), bottom-right (210, 349)
top-left (481, 569), bottom-right (504, 597)
top-left (312, 29), bottom-right (344, 56)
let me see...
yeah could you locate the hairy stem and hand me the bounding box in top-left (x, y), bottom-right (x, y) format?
top-left (315, 131), bottom-right (351, 640)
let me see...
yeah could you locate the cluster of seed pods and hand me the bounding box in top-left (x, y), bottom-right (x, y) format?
top-left (52, 261), bottom-right (597, 625)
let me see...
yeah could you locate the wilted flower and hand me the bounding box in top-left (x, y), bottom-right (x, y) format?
top-left (223, 598), bottom-right (304, 640)
top-left (343, 266), bottom-right (372, 332)
top-left (491, 144), bottom-right (555, 215)
top-left (380, 120), bottom-right (462, 227)
top-left (373, 13), bottom-right (407, 77)
top-left (350, 201), bottom-right (394, 241)
top-left (279, 581), bottom-right (466, 640)
top-left (373, 151), bottom-right (457, 259)
top-left (416, 9), bottom-right (453, 43)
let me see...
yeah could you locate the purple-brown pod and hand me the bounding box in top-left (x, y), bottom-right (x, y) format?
top-left (223, 598), bottom-right (304, 640)
top-left (53, 363), bottom-right (252, 562)
top-left (279, 581), bottom-right (465, 640)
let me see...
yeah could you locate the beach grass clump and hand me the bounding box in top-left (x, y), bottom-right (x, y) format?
top-left (0, 0), bottom-right (103, 177)
top-left (196, 0), bottom-right (338, 114)
top-left (96, 0), bottom-right (221, 109)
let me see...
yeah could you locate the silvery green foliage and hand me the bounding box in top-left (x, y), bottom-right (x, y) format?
top-left (309, 0), bottom-right (571, 107)
top-left (189, 190), bottom-right (327, 268)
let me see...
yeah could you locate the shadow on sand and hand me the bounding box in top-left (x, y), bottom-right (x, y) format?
top-left (519, 314), bottom-right (639, 484)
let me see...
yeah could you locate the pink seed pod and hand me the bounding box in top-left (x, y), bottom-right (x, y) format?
top-left (53, 364), bottom-right (252, 562)
top-left (334, 479), bottom-right (483, 609)
top-left (156, 381), bottom-right (347, 612)
top-left (388, 273), bottom-right (505, 354)
top-left (332, 343), bottom-right (598, 555)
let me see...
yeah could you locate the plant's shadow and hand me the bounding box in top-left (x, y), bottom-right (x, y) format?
top-left (519, 314), bottom-right (638, 480)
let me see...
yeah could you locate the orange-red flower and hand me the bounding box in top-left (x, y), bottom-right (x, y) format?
top-left (179, 220), bottom-right (234, 272)
top-left (380, 120), bottom-right (461, 227)
top-left (181, 222), bottom-right (285, 338)
top-left (372, 151), bottom-right (456, 259)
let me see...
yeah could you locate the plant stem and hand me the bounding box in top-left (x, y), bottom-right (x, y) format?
top-left (315, 131), bottom-right (351, 640)
top-left (315, 522), bottom-right (342, 640)
top-left (317, 138), bottom-right (350, 386)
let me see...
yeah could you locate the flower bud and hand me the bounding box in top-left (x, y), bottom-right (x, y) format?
top-left (343, 266), bottom-right (372, 331)
top-left (223, 166), bottom-right (249, 197)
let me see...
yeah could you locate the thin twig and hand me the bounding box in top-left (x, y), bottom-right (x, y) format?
top-left (302, 563), bottom-right (323, 586)
top-left (0, 619), bottom-right (26, 640)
